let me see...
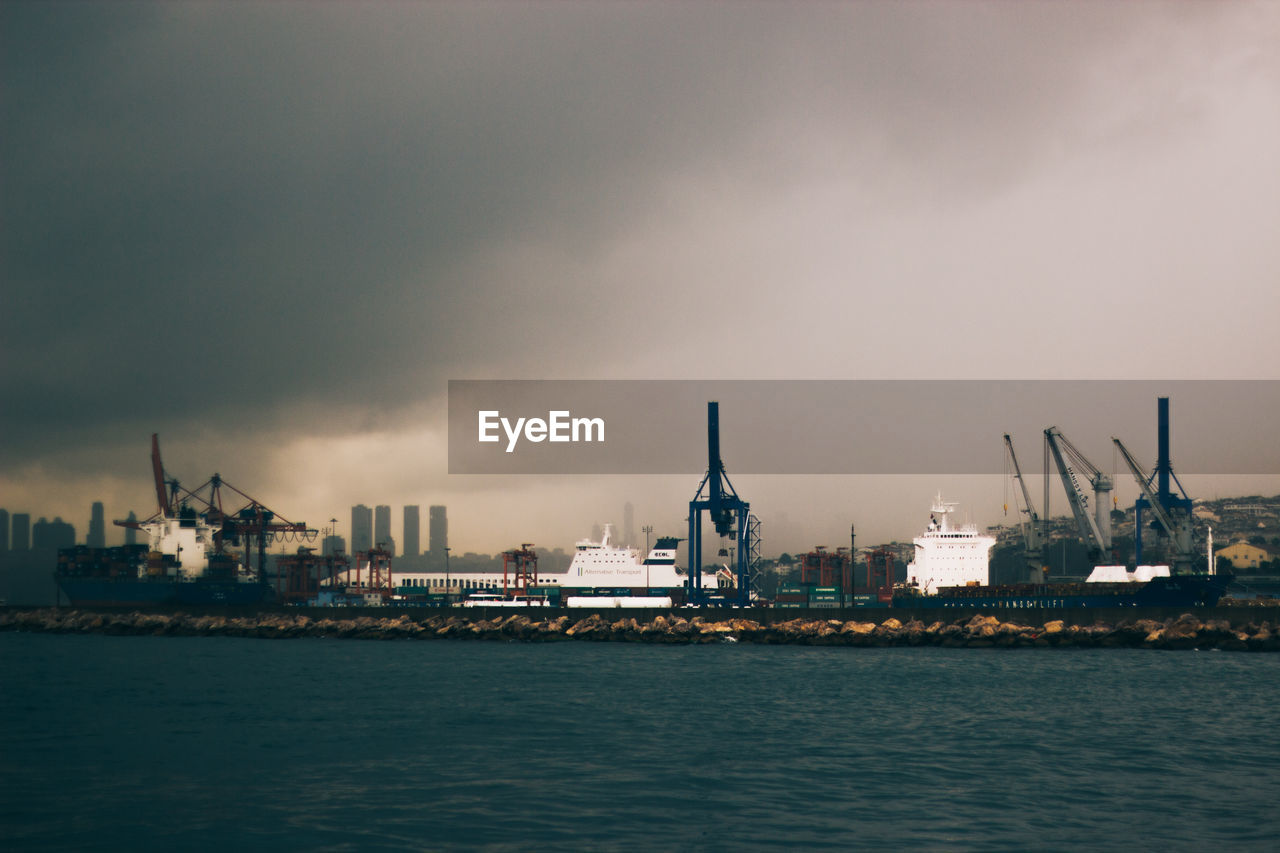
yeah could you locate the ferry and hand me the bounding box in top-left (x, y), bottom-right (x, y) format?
top-left (396, 525), bottom-right (727, 607)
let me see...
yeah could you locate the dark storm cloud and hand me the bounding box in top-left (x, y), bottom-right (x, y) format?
top-left (1, 0), bottom-right (1267, 481)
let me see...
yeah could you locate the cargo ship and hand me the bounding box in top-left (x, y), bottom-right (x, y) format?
top-left (53, 434), bottom-right (308, 607)
top-left (55, 510), bottom-right (271, 607)
top-left (892, 572), bottom-right (1232, 610)
top-left (889, 495), bottom-right (1231, 609)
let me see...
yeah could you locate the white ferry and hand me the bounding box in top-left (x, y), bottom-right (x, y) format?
top-left (905, 493), bottom-right (996, 595)
top-left (390, 524), bottom-right (724, 605)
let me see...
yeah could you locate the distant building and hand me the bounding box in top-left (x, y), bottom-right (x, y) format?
top-left (88, 501), bottom-right (106, 548)
top-left (322, 534), bottom-right (346, 557)
top-left (351, 505), bottom-right (373, 554)
top-left (403, 505), bottom-right (420, 557)
top-left (1216, 542), bottom-right (1269, 570)
top-left (1193, 506), bottom-right (1221, 522)
top-left (375, 504), bottom-right (392, 551)
top-left (623, 502), bottom-right (635, 548)
top-left (11, 513), bottom-right (30, 551)
top-left (0, 508), bottom-right (8, 551)
top-left (32, 517), bottom-right (75, 550)
top-left (124, 512), bottom-right (138, 546)
top-left (429, 506), bottom-right (448, 556)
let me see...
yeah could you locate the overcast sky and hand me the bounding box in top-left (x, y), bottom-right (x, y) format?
top-left (3, 1), bottom-right (1278, 555)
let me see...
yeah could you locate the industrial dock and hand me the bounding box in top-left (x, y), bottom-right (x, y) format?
top-left (28, 395), bottom-right (1275, 616)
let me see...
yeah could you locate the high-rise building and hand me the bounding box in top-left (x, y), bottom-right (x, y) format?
top-left (322, 534), bottom-right (346, 557)
top-left (428, 505), bottom-right (448, 556)
top-left (623, 502), bottom-right (635, 548)
top-left (32, 517), bottom-right (75, 550)
top-left (403, 505), bottom-right (420, 557)
top-left (124, 511), bottom-right (138, 546)
top-left (12, 513), bottom-right (30, 551)
top-left (374, 504), bottom-right (394, 556)
top-left (88, 501), bottom-right (106, 548)
top-left (0, 508), bottom-right (8, 551)
top-left (351, 505), bottom-right (373, 554)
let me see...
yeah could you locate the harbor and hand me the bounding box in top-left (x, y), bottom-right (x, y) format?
top-left (36, 395), bottom-right (1271, 616)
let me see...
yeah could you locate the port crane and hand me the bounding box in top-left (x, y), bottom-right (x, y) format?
top-left (1043, 427), bottom-right (1113, 563)
top-left (687, 401), bottom-right (759, 606)
top-left (116, 434), bottom-right (315, 581)
top-left (1112, 399), bottom-right (1195, 573)
top-left (1003, 434), bottom-right (1045, 581)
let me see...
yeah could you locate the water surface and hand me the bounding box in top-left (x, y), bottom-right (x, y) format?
top-left (2, 635), bottom-right (1277, 851)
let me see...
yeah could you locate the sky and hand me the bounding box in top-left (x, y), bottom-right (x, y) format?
top-left (3, 1), bottom-right (1279, 557)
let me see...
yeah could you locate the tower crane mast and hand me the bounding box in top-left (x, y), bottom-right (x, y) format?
top-left (1112, 397), bottom-right (1196, 573)
top-left (1112, 436), bottom-right (1194, 572)
top-left (688, 402), bottom-right (754, 606)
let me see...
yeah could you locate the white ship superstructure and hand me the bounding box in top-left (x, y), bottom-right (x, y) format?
top-left (564, 524), bottom-right (699, 588)
top-left (143, 515), bottom-right (217, 578)
top-left (391, 524), bottom-right (718, 593)
top-left (906, 494), bottom-right (996, 595)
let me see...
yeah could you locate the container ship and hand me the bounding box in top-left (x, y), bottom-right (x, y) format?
top-left (54, 435), bottom-right (310, 607)
top-left (55, 512), bottom-right (270, 607)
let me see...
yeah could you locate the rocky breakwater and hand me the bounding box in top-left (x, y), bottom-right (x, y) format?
top-left (4, 608), bottom-right (1280, 650)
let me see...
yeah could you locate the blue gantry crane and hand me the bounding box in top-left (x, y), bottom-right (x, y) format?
top-left (687, 401), bottom-right (758, 606)
top-left (1112, 396), bottom-right (1195, 572)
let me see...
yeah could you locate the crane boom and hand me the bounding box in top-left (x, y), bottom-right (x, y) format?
top-left (1004, 434), bottom-right (1044, 582)
top-left (1044, 427), bottom-right (1111, 556)
top-left (998, 435), bottom-right (1039, 548)
top-left (1111, 436), bottom-right (1179, 540)
top-left (151, 433), bottom-right (170, 517)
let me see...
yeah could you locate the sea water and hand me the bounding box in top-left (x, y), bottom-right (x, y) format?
top-left (2, 633), bottom-right (1279, 851)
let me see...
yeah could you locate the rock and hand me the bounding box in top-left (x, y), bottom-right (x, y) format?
top-left (872, 620), bottom-right (903, 642)
top-left (968, 621), bottom-right (997, 639)
top-left (7, 605), bottom-right (1280, 648)
top-left (1247, 627), bottom-right (1279, 652)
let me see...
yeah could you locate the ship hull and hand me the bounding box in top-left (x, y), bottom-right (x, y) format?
top-left (55, 576), bottom-right (271, 607)
top-left (893, 573), bottom-right (1231, 610)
